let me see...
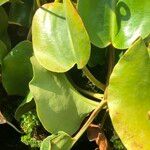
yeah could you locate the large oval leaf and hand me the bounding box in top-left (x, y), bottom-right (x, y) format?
top-left (78, 0), bottom-right (150, 49)
top-left (32, 1), bottom-right (90, 72)
top-left (40, 131), bottom-right (74, 150)
top-left (107, 38), bottom-right (150, 149)
top-left (29, 57), bottom-right (98, 135)
top-left (2, 41), bottom-right (33, 96)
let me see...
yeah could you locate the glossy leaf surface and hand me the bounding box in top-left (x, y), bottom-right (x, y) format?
top-left (40, 131), bottom-right (74, 150)
top-left (29, 57), bottom-right (97, 135)
top-left (9, 0), bottom-right (34, 27)
top-left (2, 41), bottom-right (33, 96)
top-left (78, 0), bottom-right (150, 49)
top-left (32, 2), bottom-right (90, 72)
top-left (107, 38), bottom-right (150, 149)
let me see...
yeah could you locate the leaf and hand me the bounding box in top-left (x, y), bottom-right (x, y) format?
top-left (0, 32), bottom-right (11, 50)
top-left (15, 92), bottom-right (34, 120)
top-left (9, 0), bottom-right (34, 27)
top-left (88, 45), bottom-right (106, 67)
top-left (78, 0), bottom-right (150, 49)
top-left (0, 0), bottom-right (9, 6)
top-left (40, 131), bottom-right (74, 150)
top-left (0, 40), bottom-right (8, 65)
top-left (32, 1), bottom-right (90, 72)
top-left (0, 7), bottom-right (11, 49)
top-left (29, 57), bottom-right (98, 135)
top-left (2, 41), bottom-right (33, 96)
top-left (107, 38), bottom-right (150, 149)
top-left (0, 6), bottom-right (8, 36)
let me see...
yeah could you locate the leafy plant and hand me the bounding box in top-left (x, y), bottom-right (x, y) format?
top-left (0, 0), bottom-right (150, 150)
top-left (20, 110), bottom-right (41, 148)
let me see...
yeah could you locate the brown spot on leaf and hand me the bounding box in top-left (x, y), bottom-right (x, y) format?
top-left (132, 141), bottom-right (143, 149)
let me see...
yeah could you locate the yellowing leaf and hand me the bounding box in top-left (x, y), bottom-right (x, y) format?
top-left (32, 2), bottom-right (90, 72)
top-left (107, 38), bottom-right (150, 149)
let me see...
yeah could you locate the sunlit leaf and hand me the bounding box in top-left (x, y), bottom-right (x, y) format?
top-left (2, 41), bottom-right (33, 96)
top-left (78, 0), bottom-right (150, 49)
top-left (29, 57), bottom-right (98, 135)
top-left (32, 1), bottom-right (90, 72)
top-left (107, 38), bottom-right (150, 149)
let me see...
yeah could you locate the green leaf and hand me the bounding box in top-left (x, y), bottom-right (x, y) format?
top-left (2, 41), bottom-right (33, 96)
top-left (15, 92), bottom-right (34, 120)
top-left (107, 38), bottom-right (150, 149)
top-left (32, 1), bottom-right (90, 72)
top-left (78, 0), bottom-right (150, 49)
top-left (40, 131), bottom-right (74, 150)
top-left (29, 57), bottom-right (98, 135)
top-left (0, 6), bottom-right (11, 49)
top-left (0, 32), bottom-right (11, 50)
top-left (88, 45), bottom-right (106, 67)
top-left (0, 6), bottom-right (7, 35)
top-left (0, 0), bottom-right (9, 6)
top-left (0, 40), bottom-right (8, 65)
top-left (9, 0), bottom-right (34, 27)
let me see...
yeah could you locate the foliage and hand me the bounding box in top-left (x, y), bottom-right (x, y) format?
top-left (0, 0), bottom-right (150, 150)
top-left (20, 110), bottom-right (42, 148)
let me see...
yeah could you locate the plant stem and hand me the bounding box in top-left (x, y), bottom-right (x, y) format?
top-left (72, 100), bottom-right (107, 145)
top-left (27, 27), bottom-right (32, 41)
top-left (6, 121), bottom-right (24, 134)
top-left (77, 86), bottom-right (103, 100)
top-left (36, 0), bottom-right (41, 7)
top-left (100, 109), bottom-right (108, 129)
top-left (106, 45), bottom-right (115, 85)
top-left (82, 67), bottom-right (106, 91)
